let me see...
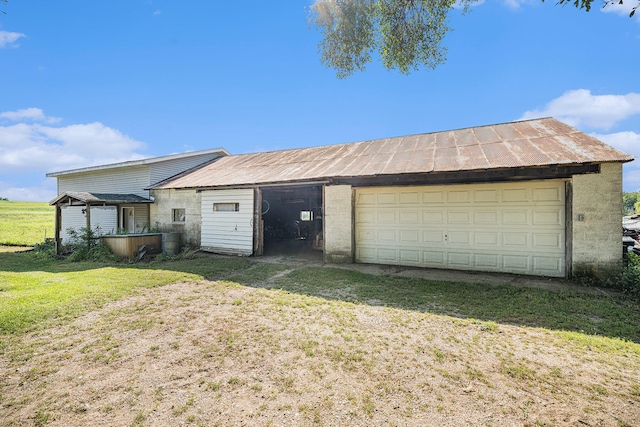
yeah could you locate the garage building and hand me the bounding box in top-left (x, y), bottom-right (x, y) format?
top-left (150, 118), bottom-right (633, 278)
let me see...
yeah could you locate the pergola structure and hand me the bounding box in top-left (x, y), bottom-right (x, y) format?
top-left (49, 192), bottom-right (153, 254)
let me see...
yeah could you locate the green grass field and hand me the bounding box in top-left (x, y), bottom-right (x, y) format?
top-left (0, 201), bottom-right (55, 246)
top-left (0, 251), bottom-right (639, 426)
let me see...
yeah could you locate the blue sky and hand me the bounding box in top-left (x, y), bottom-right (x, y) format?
top-left (1, 0), bottom-right (639, 201)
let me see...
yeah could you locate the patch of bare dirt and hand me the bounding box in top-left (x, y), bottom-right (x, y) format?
top-left (1, 278), bottom-right (638, 426)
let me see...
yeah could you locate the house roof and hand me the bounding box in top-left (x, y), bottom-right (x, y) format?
top-left (46, 148), bottom-right (229, 178)
top-left (50, 192), bottom-right (153, 206)
top-left (151, 118), bottom-right (633, 190)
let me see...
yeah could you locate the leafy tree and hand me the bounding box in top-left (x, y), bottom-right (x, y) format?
top-left (310, 0), bottom-right (638, 78)
top-left (623, 192), bottom-right (640, 215)
top-left (553, 0), bottom-right (638, 17)
top-left (309, 0), bottom-right (475, 78)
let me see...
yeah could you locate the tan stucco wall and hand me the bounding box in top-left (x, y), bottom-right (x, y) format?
top-left (150, 189), bottom-right (202, 246)
top-left (571, 163), bottom-right (624, 277)
top-left (324, 185), bottom-right (354, 263)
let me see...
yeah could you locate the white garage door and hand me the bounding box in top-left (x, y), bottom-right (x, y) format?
top-left (201, 188), bottom-right (255, 256)
top-left (355, 181), bottom-right (566, 277)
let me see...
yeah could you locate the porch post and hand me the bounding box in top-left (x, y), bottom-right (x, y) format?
top-left (54, 205), bottom-right (61, 255)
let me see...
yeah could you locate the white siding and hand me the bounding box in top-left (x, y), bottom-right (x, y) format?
top-left (355, 181), bottom-right (566, 277)
top-left (60, 206), bottom-right (117, 244)
top-left (201, 189), bottom-right (254, 256)
top-left (58, 166), bottom-right (150, 198)
top-left (149, 154), bottom-right (222, 186)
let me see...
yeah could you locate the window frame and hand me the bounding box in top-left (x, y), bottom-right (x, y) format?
top-left (172, 208), bottom-right (186, 224)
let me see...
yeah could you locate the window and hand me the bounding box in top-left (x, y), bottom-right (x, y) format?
top-left (172, 208), bottom-right (186, 223)
top-left (213, 202), bottom-right (239, 212)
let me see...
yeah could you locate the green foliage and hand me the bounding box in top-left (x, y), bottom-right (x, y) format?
top-left (552, 0), bottom-right (639, 17)
top-left (618, 253), bottom-right (640, 298)
top-left (65, 227), bottom-right (118, 262)
top-left (623, 192), bottom-right (640, 215)
top-left (310, 0), bottom-right (475, 78)
top-left (311, 0), bottom-right (638, 78)
top-left (0, 201), bottom-right (55, 246)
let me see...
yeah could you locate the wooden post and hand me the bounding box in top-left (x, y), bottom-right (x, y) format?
top-left (54, 205), bottom-right (61, 255)
top-left (85, 204), bottom-right (91, 229)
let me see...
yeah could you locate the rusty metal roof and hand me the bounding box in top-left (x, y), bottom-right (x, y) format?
top-left (151, 118), bottom-right (634, 190)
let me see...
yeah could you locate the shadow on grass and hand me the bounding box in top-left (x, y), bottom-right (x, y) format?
top-left (228, 264), bottom-right (640, 345)
top-left (2, 250), bottom-right (638, 344)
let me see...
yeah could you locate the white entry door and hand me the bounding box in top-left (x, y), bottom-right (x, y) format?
top-left (122, 207), bottom-right (135, 233)
top-left (355, 181), bottom-right (566, 277)
top-left (200, 188), bottom-right (255, 256)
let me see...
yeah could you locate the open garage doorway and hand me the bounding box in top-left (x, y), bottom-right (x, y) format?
top-left (260, 184), bottom-right (323, 261)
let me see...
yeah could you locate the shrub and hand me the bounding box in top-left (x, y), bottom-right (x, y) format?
top-left (618, 252), bottom-right (640, 298)
top-left (65, 227), bottom-right (117, 262)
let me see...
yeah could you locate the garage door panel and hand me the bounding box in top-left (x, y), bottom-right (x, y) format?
top-left (474, 189), bottom-right (499, 203)
top-left (378, 248), bottom-right (398, 262)
top-left (503, 254), bottom-right (530, 270)
top-left (358, 193), bottom-right (376, 205)
top-left (423, 250), bottom-right (446, 265)
top-left (356, 246), bottom-right (376, 260)
top-left (533, 257), bottom-right (563, 274)
top-left (448, 231), bottom-right (470, 244)
top-left (503, 188), bottom-right (529, 202)
top-left (533, 210), bottom-right (562, 225)
top-left (357, 229), bottom-right (377, 243)
top-left (399, 250), bottom-right (420, 264)
top-left (448, 190), bottom-right (471, 203)
top-left (475, 211), bottom-right (499, 224)
top-left (424, 230), bottom-right (445, 243)
top-left (399, 230), bottom-right (419, 243)
top-left (377, 192), bottom-right (397, 204)
top-left (503, 210), bottom-right (529, 225)
top-left (422, 191), bottom-right (445, 203)
top-left (399, 192), bottom-right (420, 204)
top-left (379, 229), bottom-right (398, 242)
top-left (475, 232), bottom-right (499, 246)
top-left (533, 233), bottom-right (563, 249)
top-left (448, 211), bottom-right (471, 224)
top-left (355, 181), bottom-right (566, 277)
top-left (377, 211), bottom-right (397, 223)
top-left (503, 232), bottom-right (528, 247)
top-left (423, 211), bottom-right (445, 224)
top-left (400, 211), bottom-right (419, 223)
top-left (475, 254), bottom-right (500, 269)
top-left (448, 252), bottom-right (472, 266)
top-left (534, 186), bottom-right (562, 202)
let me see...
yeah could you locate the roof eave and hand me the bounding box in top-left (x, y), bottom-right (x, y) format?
top-left (46, 148), bottom-right (230, 178)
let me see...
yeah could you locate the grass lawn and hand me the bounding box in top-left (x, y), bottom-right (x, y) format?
top-left (0, 201), bottom-right (55, 246)
top-left (1, 251), bottom-right (639, 426)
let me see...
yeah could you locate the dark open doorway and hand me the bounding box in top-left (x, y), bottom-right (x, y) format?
top-left (260, 185), bottom-right (323, 260)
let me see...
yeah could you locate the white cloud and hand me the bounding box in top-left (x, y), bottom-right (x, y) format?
top-left (591, 131), bottom-right (640, 158)
top-left (501, 0), bottom-right (531, 10)
top-left (601, 0), bottom-right (639, 19)
top-left (0, 107), bottom-right (61, 124)
top-left (0, 180), bottom-right (57, 203)
top-left (623, 166), bottom-right (640, 191)
top-left (153, 9), bottom-right (162, 15)
top-left (520, 89), bottom-right (640, 131)
top-left (0, 108), bottom-right (152, 201)
top-left (0, 121), bottom-right (147, 174)
top-left (0, 30), bottom-right (26, 48)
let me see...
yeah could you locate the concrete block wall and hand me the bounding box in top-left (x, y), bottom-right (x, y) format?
top-left (571, 163), bottom-right (624, 277)
top-left (150, 189), bottom-right (202, 246)
top-left (324, 185), bottom-right (354, 263)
